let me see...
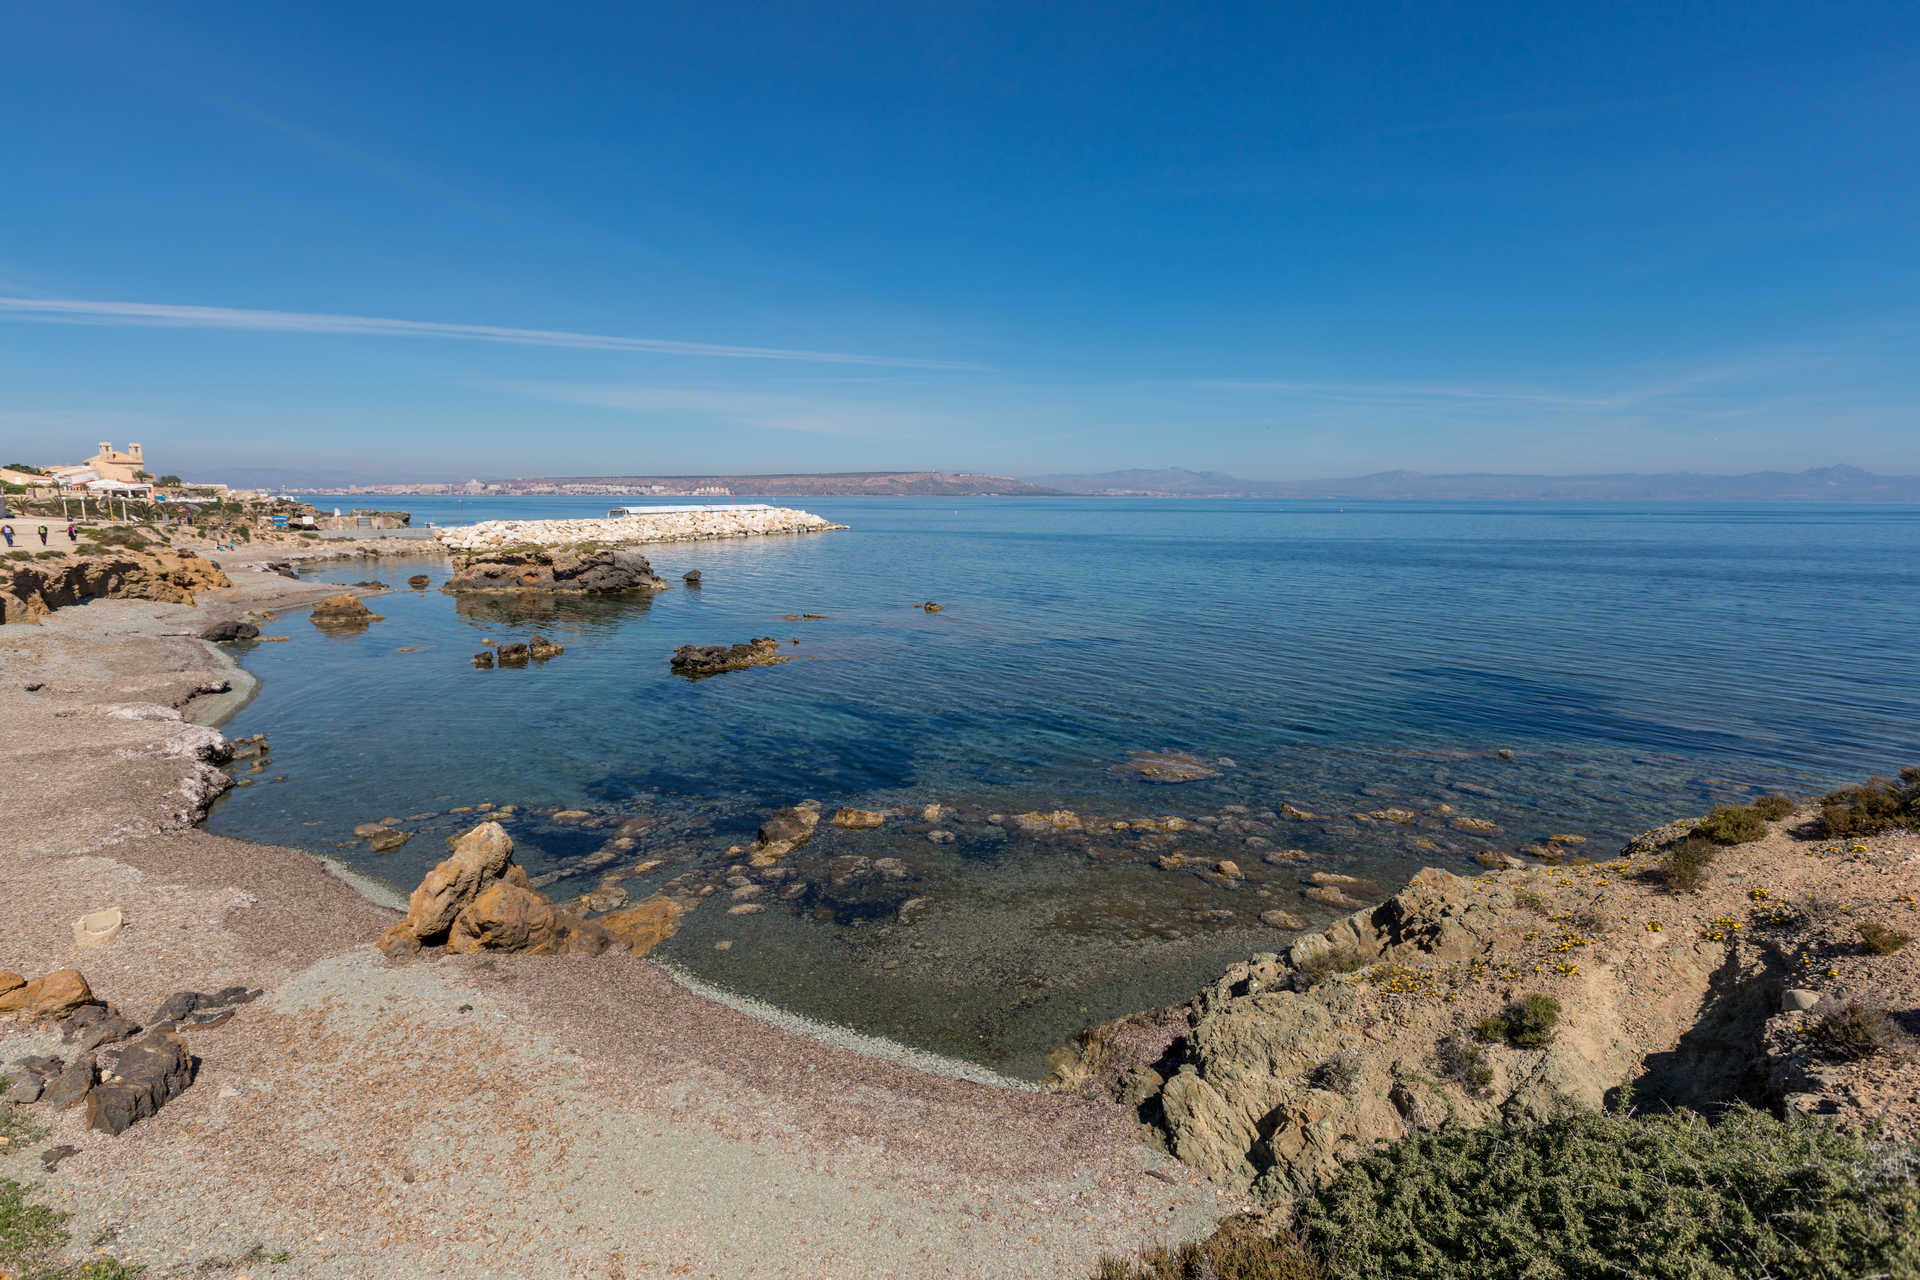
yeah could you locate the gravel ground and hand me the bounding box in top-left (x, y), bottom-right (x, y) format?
top-left (0, 578), bottom-right (1232, 1279)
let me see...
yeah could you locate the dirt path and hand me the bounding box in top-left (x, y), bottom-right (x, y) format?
top-left (0, 583), bottom-right (1229, 1279)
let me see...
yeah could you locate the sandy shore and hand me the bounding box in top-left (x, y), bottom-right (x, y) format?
top-left (0, 565), bottom-right (1230, 1278)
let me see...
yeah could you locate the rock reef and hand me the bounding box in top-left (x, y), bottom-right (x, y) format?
top-left (670, 636), bottom-right (789, 678)
top-left (442, 547), bottom-right (668, 594)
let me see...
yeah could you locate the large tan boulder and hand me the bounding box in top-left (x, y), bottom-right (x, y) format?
top-left (0, 968), bottom-right (94, 1019)
top-left (447, 880), bottom-right (560, 954)
top-left (599, 897), bottom-right (686, 957)
top-left (403, 822), bottom-right (515, 942)
top-left (380, 821), bottom-right (612, 958)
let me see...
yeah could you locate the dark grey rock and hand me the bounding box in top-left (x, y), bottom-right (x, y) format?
top-left (3, 1074), bottom-right (45, 1104)
top-left (40, 1145), bottom-right (79, 1172)
top-left (14, 1054), bottom-right (65, 1077)
top-left (87, 1031), bottom-right (194, 1135)
top-left (42, 1056), bottom-right (96, 1110)
top-left (199, 619), bottom-right (260, 643)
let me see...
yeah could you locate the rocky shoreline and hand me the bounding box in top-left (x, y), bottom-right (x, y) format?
top-left (1053, 807), bottom-right (1920, 1208)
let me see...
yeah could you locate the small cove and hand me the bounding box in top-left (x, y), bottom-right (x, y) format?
top-left (204, 496), bottom-right (1920, 1077)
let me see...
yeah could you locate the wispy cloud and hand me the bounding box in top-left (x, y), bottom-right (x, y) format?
top-left (490, 381), bottom-right (927, 439)
top-left (0, 296), bottom-right (980, 370)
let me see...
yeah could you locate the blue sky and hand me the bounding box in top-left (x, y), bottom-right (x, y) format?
top-left (2, 0), bottom-right (1916, 482)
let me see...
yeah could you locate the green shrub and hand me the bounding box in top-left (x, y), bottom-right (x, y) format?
top-left (1817, 768), bottom-right (1920, 838)
top-left (1859, 921), bottom-right (1912, 955)
top-left (1750, 794), bottom-right (1796, 820)
top-left (1435, 1036), bottom-right (1494, 1096)
top-left (1297, 1106), bottom-right (1919, 1280)
top-left (79, 526), bottom-right (152, 551)
top-left (1475, 993), bottom-right (1560, 1049)
top-left (1662, 836), bottom-right (1719, 892)
top-left (1695, 803), bottom-right (1768, 845)
top-left (1095, 1219), bottom-right (1325, 1280)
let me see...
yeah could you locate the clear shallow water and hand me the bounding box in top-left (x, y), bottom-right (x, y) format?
top-left (207, 497), bottom-right (1920, 1075)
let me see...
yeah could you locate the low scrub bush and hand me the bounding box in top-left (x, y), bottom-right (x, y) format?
top-left (1806, 998), bottom-right (1908, 1061)
top-left (1294, 945), bottom-right (1368, 987)
top-left (1661, 837), bottom-right (1719, 892)
top-left (1434, 1035), bottom-right (1494, 1096)
top-left (1858, 920), bottom-right (1913, 955)
top-left (1312, 1049), bottom-right (1365, 1096)
top-left (1695, 803), bottom-right (1768, 845)
top-left (79, 526), bottom-right (152, 551)
top-left (1095, 1219), bottom-right (1324, 1280)
top-left (1817, 768), bottom-right (1920, 838)
top-left (1749, 793), bottom-right (1796, 820)
top-left (1475, 993), bottom-right (1560, 1049)
top-left (1296, 1106), bottom-right (1920, 1280)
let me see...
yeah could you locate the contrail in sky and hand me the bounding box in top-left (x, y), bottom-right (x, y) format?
top-left (0, 296), bottom-right (978, 370)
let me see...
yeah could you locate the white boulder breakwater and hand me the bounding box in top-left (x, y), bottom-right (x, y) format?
top-left (433, 505), bottom-right (849, 551)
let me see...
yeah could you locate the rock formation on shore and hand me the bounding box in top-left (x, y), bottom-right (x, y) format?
top-left (376, 821), bottom-right (687, 960)
top-left (0, 967), bottom-right (226, 1134)
top-left (670, 636), bottom-right (789, 677)
top-left (1053, 805), bottom-right (1920, 1204)
top-left (1, 549), bottom-right (231, 624)
top-left (441, 547), bottom-right (668, 594)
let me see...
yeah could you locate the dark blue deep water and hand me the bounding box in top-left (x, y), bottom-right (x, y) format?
top-left (206, 497), bottom-right (1920, 1075)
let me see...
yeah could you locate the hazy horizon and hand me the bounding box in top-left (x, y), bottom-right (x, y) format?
top-left (3, 3), bottom-right (1917, 480)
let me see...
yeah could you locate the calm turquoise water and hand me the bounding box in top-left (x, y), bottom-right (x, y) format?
top-left (207, 497), bottom-right (1920, 1074)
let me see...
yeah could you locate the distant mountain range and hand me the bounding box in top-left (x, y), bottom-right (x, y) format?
top-left (1026, 465), bottom-right (1920, 501)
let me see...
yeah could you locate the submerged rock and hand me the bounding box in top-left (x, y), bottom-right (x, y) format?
top-left (407, 573), bottom-right (432, 589)
top-left (750, 805), bottom-right (820, 867)
top-left (598, 897), bottom-right (687, 957)
top-left (670, 637), bottom-right (789, 678)
top-left (1112, 751), bottom-right (1222, 783)
top-left (833, 807), bottom-right (888, 830)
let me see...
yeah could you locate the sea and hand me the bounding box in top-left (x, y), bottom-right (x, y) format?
top-left (203, 496), bottom-right (1920, 1077)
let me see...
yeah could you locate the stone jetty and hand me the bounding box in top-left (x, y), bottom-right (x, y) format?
top-left (433, 505), bottom-right (847, 552)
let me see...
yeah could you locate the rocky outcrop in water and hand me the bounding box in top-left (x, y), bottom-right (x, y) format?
top-left (309, 594), bottom-right (382, 628)
top-left (670, 636), bottom-right (788, 678)
top-left (1, 550), bottom-right (231, 624)
top-left (441, 547), bottom-right (668, 594)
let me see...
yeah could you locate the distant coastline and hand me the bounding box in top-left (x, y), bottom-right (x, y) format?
top-left (261, 463), bottom-right (1920, 502)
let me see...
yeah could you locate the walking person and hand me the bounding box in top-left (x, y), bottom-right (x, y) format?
top-left (1, 525), bottom-right (13, 548)
top-left (37, 524), bottom-right (48, 546)
top-left (66, 522), bottom-right (77, 543)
